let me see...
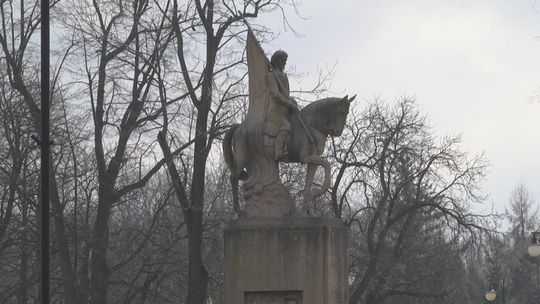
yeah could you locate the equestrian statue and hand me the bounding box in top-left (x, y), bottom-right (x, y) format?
top-left (222, 29), bottom-right (355, 217)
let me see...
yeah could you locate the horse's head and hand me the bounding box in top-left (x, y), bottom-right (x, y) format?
top-left (302, 95), bottom-right (356, 137)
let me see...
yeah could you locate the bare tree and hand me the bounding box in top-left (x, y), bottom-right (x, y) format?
top-left (503, 183), bottom-right (538, 304)
top-left (325, 99), bottom-right (489, 304)
top-left (54, 0), bottom-right (194, 302)
top-left (157, 1), bottom-right (304, 303)
top-left (0, 58), bottom-right (40, 304)
top-left (0, 1), bottom-right (82, 302)
top-left (507, 182), bottom-right (537, 248)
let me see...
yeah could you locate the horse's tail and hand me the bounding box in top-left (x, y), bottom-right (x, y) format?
top-left (222, 124), bottom-right (247, 180)
top-left (223, 124), bottom-right (247, 216)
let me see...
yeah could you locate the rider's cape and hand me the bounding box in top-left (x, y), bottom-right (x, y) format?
top-left (246, 29), bottom-right (271, 124)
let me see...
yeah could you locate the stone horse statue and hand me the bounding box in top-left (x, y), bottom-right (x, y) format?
top-left (223, 95), bottom-right (355, 216)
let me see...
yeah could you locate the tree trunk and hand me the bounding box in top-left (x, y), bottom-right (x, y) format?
top-left (50, 177), bottom-right (78, 304)
top-left (89, 184), bottom-right (115, 304)
top-left (184, 105), bottom-right (210, 303)
top-left (158, 128), bottom-right (210, 304)
top-left (186, 211), bottom-right (209, 304)
top-left (17, 201), bottom-right (28, 304)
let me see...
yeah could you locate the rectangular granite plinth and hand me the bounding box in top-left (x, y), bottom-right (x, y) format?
top-left (224, 217), bottom-right (349, 304)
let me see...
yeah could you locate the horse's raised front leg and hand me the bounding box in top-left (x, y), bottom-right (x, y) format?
top-left (302, 154), bottom-right (332, 210)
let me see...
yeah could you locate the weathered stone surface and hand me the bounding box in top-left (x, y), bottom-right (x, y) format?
top-left (224, 217), bottom-right (349, 304)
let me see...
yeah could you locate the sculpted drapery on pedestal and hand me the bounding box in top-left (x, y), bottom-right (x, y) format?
top-left (223, 29), bottom-right (355, 218)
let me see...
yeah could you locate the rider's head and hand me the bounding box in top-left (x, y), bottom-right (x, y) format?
top-left (271, 50), bottom-right (288, 71)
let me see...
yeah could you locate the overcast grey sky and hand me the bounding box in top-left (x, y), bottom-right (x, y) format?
top-left (261, 0), bottom-right (540, 214)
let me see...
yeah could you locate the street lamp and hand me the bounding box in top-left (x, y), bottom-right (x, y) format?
top-left (484, 286), bottom-right (496, 301)
top-left (528, 232), bottom-right (540, 303)
top-left (484, 280), bottom-right (505, 304)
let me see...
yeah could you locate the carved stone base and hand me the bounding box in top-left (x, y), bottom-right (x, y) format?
top-left (224, 217), bottom-right (349, 304)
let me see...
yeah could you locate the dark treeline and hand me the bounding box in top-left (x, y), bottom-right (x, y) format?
top-left (0, 1), bottom-right (537, 303)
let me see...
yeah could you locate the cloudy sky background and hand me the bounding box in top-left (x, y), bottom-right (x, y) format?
top-left (260, 0), bottom-right (540, 214)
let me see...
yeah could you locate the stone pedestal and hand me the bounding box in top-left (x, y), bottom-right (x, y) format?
top-left (224, 217), bottom-right (349, 304)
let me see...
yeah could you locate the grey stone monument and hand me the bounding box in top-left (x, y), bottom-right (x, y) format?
top-left (224, 218), bottom-right (349, 304)
top-left (222, 28), bottom-right (354, 304)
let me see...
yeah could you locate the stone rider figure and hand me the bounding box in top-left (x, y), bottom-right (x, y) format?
top-left (267, 50), bottom-right (299, 160)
